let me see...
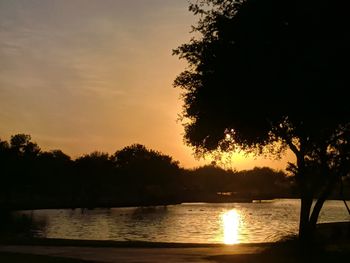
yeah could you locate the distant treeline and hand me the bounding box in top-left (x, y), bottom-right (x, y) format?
top-left (0, 134), bottom-right (346, 210)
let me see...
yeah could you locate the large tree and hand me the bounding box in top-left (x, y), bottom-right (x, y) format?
top-left (174, 0), bottom-right (350, 240)
top-left (113, 144), bottom-right (180, 203)
top-left (113, 144), bottom-right (180, 185)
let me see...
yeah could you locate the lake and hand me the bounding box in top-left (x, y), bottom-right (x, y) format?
top-left (10, 199), bottom-right (350, 244)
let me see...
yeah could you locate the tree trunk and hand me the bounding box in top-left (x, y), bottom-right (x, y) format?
top-left (308, 196), bottom-right (326, 235)
top-left (295, 149), bottom-right (313, 241)
top-left (309, 177), bottom-right (338, 234)
top-left (299, 194), bottom-right (313, 240)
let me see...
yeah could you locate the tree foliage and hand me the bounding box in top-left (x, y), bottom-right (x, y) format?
top-left (174, 0), bottom-right (349, 152)
top-left (174, 0), bottom-right (350, 239)
top-left (0, 134), bottom-right (302, 209)
top-left (113, 144), bottom-right (180, 185)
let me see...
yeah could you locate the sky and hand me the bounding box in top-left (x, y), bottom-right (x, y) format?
top-left (0, 0), bottom-right (293, 170)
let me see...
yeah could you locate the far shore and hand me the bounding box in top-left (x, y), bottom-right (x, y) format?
top-left (2, 197), bottom-right (350, 212)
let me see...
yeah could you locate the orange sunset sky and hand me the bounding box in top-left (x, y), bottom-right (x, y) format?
top-left (0, 0), bottom-right (293, 170)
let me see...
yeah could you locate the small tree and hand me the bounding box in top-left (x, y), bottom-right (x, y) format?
top-left (10, 134), bottom-right (40, 157)
top-left (174, 0), bottom-right (350, 240)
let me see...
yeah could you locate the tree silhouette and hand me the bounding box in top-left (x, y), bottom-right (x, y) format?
top-left (0, 138), bottom-right (11, 207)
top-left (174, 0), bottom-right (350, 240)
top-left (74, 151), bottom-right (113, 207)
top-left (114, 144), bottom-right (180, 182)
top-left (113, 144), bottom-right (180, 204)
top-left (10, 134), bottom-right (40, 157)
top-left (0, 134), bottom-right (42, 208)
top-left (37, 150), bottom-right (73, 204)
top-left (1, 135), bottom-right (183, 209)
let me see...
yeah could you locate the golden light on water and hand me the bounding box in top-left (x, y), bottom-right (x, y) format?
top-left (222, 209), bottom-right (240, 244)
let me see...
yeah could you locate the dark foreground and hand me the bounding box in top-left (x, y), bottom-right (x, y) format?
top-left (0, 251), bottom-right (89, 263)
top-left (0, 239), bottom-right (349, 263)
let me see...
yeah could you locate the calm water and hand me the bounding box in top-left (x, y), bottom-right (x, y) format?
top-left (12, 199), bottom-right (350, 244)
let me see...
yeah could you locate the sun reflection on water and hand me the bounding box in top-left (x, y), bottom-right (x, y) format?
top-left (222, 209), bottom-right (240, 244)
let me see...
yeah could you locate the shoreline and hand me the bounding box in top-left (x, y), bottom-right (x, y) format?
top-left (0, 222), bottom-right (349, 263)
top-left (0, 236), bottom-right (273, 248)
top-left (1, 237), bottom-right (349, 263)
top-left (0, 242), bottom-right (269, 263)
